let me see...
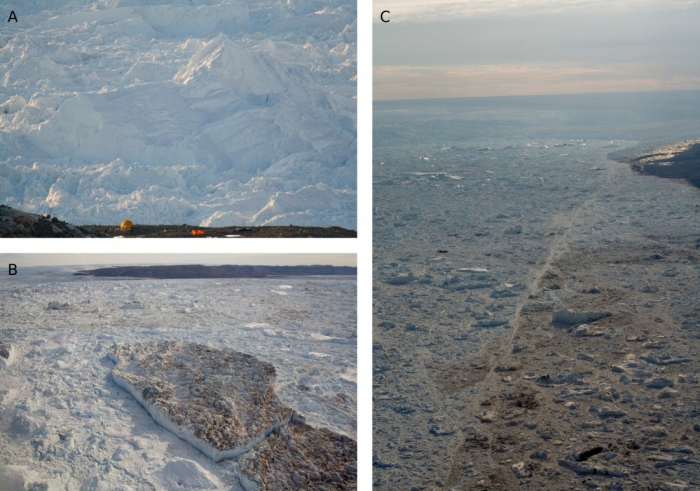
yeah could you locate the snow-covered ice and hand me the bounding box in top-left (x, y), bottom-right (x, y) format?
top-left (0, 0), bottom-right (356, 228)
top-left (0, 268), bottom-right (356, 489)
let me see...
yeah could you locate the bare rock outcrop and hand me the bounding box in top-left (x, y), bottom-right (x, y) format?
top-left (0, 205), bottom-right (95, 237)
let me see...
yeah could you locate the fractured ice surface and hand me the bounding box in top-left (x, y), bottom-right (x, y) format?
top-left (109, 341), bottom-right (297, 461)
top-left (158, 459), bottom-right (220, 490)
top-left (0, 465), bottom-right (66, 491)
top-left (373, 93), bottom-right (700, 490)
top-left (239, 421), bottom-right (357, 490)
top-left (0, 0), bottom-right (356, 228)
top-left (0, 273), bottom-right (356, 489)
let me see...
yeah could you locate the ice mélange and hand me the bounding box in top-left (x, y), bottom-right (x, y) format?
top-left (373, 91), bottom-right (700, 490)
top-left (0, 268), bottom-right (357, 489)
top-left (0, 0), bottom-right (356, 229)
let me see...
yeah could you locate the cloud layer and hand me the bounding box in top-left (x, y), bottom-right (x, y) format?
top-left (374, 1), bottom-right (700, 99)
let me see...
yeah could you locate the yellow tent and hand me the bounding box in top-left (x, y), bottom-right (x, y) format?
top-left (119, 220), bottom-right (134, 232)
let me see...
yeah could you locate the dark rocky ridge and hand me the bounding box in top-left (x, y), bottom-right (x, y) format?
top-left (0, 205), bottom-right (96, 237)
top-left (82, 223), bottom-right (357, 238)
top-left (74, 264), bottom-right (357, 279)
top-left (613, 139), bottom-right (700, 188)
top-left (0, 205), bottom-right (356, 238)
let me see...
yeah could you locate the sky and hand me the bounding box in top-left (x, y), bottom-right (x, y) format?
top-left (374, 0), bottom-right (700, 100)
top-left (0, 253), bottom-right (357, 269)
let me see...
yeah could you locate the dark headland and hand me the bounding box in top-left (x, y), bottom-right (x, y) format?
top-left (74, 264), bottom-right (357, 279)
top-left (0, 205), bottom-right (356, 238)
top-left (612, 138), bottom-right (700, 188)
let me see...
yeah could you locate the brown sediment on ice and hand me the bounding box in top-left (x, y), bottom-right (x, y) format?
top-left (110, 341), bottom-right (356, 489)
top-left (110, 341), bottom-right (294, 461)
top-left (239, 421), bottom-right (357, 490)
top-left (445, 242), bottom-right (700, 490)
top-left (614, 138), bottom-right (700, 188)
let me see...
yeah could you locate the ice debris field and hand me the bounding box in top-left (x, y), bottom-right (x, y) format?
top-left (0, 0), bottom-right (356, 228)
top-left (0, 269), bottom-right (356, 490)
top-left (373, 92), bottom-right (700, 490)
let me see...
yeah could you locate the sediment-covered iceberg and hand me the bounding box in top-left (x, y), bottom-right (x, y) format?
top-left (109, 341), bottom-right (299, 461)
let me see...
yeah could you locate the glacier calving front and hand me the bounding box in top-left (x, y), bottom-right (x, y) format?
top-left (0, 0), bottom-right (356, 228)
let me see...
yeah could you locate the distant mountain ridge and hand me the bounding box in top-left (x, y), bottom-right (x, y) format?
top-left (74, 264), bottom-right (357, 278)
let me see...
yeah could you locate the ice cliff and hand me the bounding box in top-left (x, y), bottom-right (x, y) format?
top-left (0, 0), bottom-right (356, 228)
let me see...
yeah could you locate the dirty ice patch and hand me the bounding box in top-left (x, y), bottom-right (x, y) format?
top-left (109, 341), bottom-right (297, 462)
top-left (308, 352), bottom-right (331, 359)
top-left (241, 322), bottom-right (270, 331)
top-left (311, 333), bottom-right (354, 344)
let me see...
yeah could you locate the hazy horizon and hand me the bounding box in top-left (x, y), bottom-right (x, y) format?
top-left (373, 87), bottom-right (700, 104)
top-left (374, 0), bottom-right (700, 100)
top-left (0, 254), bottom-right (357, 269)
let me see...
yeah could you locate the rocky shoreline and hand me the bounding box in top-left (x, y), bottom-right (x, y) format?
top-left (0, 205), bottom-right (356, 238)
top-left (0, 205), bottom-right (96, 237)
top-left (614, 138), bottom-right (700, 189)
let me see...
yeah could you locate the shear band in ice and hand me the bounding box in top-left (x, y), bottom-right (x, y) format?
top-left (109, 341), bottom-right (300, 461)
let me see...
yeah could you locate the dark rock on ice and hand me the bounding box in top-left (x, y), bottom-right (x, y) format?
top-left (558, 456), bottom-right (629, 477)
top-left (47, 302), bottom-right (70, 310)
top-left (535, 373), bottom-right (582, 387)
top-left (0, 342), bottom-right (15, 368)
top-left (575, 447), bottom-right (605, 462)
